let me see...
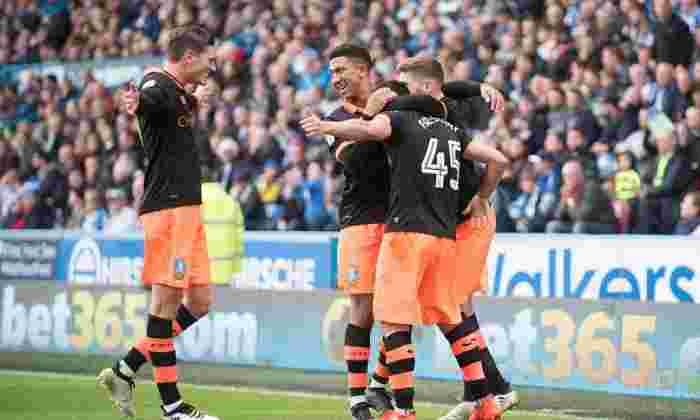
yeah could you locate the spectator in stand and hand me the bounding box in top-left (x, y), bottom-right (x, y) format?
top-left (564, 125), bottom-right (598, 179)
top-left (103, 187), bottom-right (139, 234)
top-left (546, 160), bottom-right (618, 234)
top-left (613, 151), bottom-right (642, 233)
top-left (509, 166), bottom-right (551, 233)
top-left (675, 190), bottom-right (700, 234)
top-left (0, 169), bottom-right (22, 219)
top-left (1, 0), bottom-right (699, 234)
top-left (649, 62), bottom-right (686, 121)
top-left (230, 171), bottom-right (264, 230)
top-left (638, 131), bottom-right (694, 233)
top-left (81, 188), bottom-right (108, 232)
top-left (651, 0), bottom-right (695, 67)
top-left (302, 160), bottom-right (329, 230)
top-left (2, 187), bottom-right (53, 229)
top-left (679, 107), bottom-right (700, 189)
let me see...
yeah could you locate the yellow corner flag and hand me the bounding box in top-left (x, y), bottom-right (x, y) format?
top-left (201, 182), bottom-right (245, 285)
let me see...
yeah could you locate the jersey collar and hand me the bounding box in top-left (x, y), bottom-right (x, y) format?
top-left (160, 69), bottom-right (189, 92)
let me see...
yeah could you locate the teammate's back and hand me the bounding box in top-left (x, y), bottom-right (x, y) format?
top-left (383, 110), bottom-right (468, 238)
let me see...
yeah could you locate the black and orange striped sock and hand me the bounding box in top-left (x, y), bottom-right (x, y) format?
top-left (122, 305), bottom-right (198, 374)
top-left (384, 330), bottom-right (415, 411)
top-left (370, 337), bottom-right (390, 388)
top-left (147, 314), bottom-right (181, 407)
top-left (469, 313), bottom-right (511, 395)
top-left (445, 315), bottom-right (489, 402)
top-left (344, 324), bottom-right (371, 402)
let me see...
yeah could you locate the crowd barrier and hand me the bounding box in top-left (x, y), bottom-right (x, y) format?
top-left (1, 231), bottom-right (699, 303)
top-left (0, 281), bottom-right (699, 400)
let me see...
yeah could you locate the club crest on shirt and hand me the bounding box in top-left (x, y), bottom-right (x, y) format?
top-left (174, 257), bottom-right (187, 280)
top-left (141, 80), bottom-right (156, 90)
top-left (347, 265), bottom-right (360, 285)
top-left (177, 115), bottom-right (194, 128)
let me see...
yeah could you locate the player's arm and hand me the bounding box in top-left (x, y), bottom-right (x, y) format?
top-left (383, 95), bottom-right (446, 118)
top-left (462, 137), bottom-right (509, 199)
top-left (443, 80), bottom-right (482, 98)
top-left (443, 81), bottom-right (505, 112)
top-left (301, 114), bottom-right (392, 142)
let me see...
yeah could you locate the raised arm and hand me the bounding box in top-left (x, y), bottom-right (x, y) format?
top-left (301, 113), bottom-right (392, 142)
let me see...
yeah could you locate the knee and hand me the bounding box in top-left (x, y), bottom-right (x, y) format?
top-left (149, 286), bottom-right (182, 318)
top-left (350, 294), bottom-right (374, 328)
top-left (460, 297), bottom-right (474, 317)
top-left (149, 299), bottom-right (180, 319)
top-left (184, 290), bottom-right (213, 318)
top-left (187, 299), bottom-right (211, 318)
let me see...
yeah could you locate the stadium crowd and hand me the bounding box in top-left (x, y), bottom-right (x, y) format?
top-left (0, 0), bottom-right (700, 235)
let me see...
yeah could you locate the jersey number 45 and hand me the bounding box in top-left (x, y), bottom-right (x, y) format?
top-left (421, 138), bottom-right (461, 190)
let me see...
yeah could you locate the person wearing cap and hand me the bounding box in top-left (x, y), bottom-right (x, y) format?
top-left (104, 187), bottom-right (140, 234)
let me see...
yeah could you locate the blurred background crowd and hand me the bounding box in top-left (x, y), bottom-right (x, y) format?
top-left (0, 0), bottom-right (699, 235)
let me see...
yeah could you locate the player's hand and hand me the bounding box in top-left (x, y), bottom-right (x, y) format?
top-left (192, 80), bottom-right (213, 111)
top-left (300, 113), bottom-right (325, 137)
top-left (465, 196), bottom-right (491, 229)
top-left (121, 82), bottom-right (140, 116)
top-left (480, 83), bottom-right (505, 113)
top-left (365, 87), bottom-right (396, 116)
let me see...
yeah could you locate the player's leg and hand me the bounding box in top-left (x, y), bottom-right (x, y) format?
top-left (374, 233), bottom-right (422, 420)
top-left (465, 210), bottom-right (518, 411)
top-left (99, 209), bottom-right (174, 417)
top-left (157, 206), bottom-right (218, 420)
top-left (117, 218), bottom-right (212, 379)
top-left (439, 217), bottom-right (513, 420)
top-left (338, 224), bottom-right (391, 419)
top-left (380, 324), bottom-right (415, 420)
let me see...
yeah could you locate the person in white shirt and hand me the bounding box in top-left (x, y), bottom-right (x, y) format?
top-left (103, 187), bottom-right (140, 234)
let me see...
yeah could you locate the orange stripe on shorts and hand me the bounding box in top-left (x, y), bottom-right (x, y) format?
top-left (451, 333), bottom-right (480, 356)
top-left (348, 372), bottom-right (368, 388)
top-left (344, 346), bottom-right (370, 361)
top-left (153, 365), bottom-right (178, 383)
top-left (386, 344), bottom-right (415, 364)
top-left (462, 361), bottom-right (485, 381)
top-left (389, 371), bottom-right (414, 389)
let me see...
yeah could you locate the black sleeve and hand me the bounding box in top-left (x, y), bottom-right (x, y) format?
top-left (383, 95), bottom-right (446, 118)
top-left (384, 111), bottom-right (405, 144)
top-left (443, 80), bottom-right (482, 99)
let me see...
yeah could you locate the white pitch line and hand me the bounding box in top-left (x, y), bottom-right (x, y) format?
top-left (0, 369), bottom-right (617, 420)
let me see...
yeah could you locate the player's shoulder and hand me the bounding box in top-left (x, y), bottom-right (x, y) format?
top-left (139, 71), bottom-right (173, 93)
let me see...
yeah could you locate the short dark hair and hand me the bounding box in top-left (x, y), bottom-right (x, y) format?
top-left (397, 57), bottom-right (445, 84)
top-left (166, 25), bottom-right (212, 61)
top-left (329, 43), bottom-right (373, 67)
top-left (374, 80), bottom-right (410, 96)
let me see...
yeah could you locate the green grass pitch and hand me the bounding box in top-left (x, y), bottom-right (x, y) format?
top-left (0, 370), bottom-right (590, 420)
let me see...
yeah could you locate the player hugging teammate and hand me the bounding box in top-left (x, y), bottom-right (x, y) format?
top-left (303, 45), bottom-right (516, 420)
